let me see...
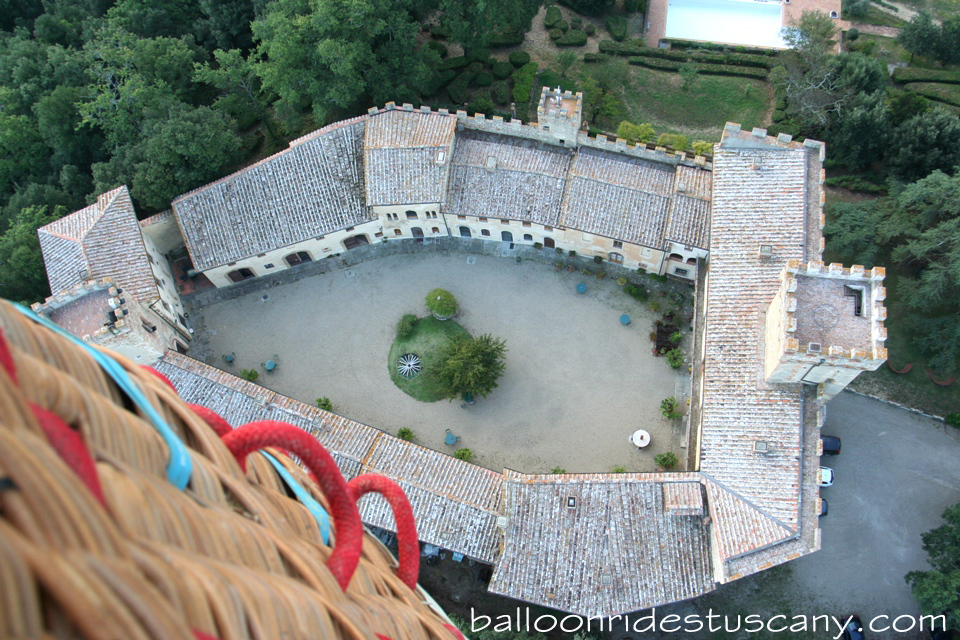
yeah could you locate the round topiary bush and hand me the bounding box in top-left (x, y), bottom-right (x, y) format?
top-left (556, 19), bottom-right (569, 32)
top-left (509, 51), bottom-right (531, 67)
top-left (847, 27), bottom-right (860, 41)
top-left (474, 71), bottom-right (494, 87)
top-left (571, 16), bottom-right (583, 30)
top-left (549, 28), bottom-right (563, 40)
top-left (492, 61), bottom-right (514, 79)
top-left (585, 23), bottom-right (596, 36)
top-left (491, 80), bottom-right (510, 104)
top-left (425, 288), bottom-right (458, 319)
top-left (467, 47), bottom-right (491, 63)
top-left (655, 451), bottom-right (679, 469)
top-left (454, 448), bottom-right (475, 462)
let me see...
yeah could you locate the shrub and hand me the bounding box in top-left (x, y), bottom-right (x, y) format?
top-left (617, 120), bottom-right (655, 144)
top-left (468, 89), bottom-right (495, 115)
top-left (439, 56), bottom-right (469, 70)
top-left (625, 284), bottom-right (648, 301)
top-left (397, 427), bottom-right (415, 441)
top-left (946, 414), bottom-right (960, 428)
top-left (492, 61), bottom-right (514, 79)
top-left (624, 0), bottom-right (646, 12)
top-left (467, 48), bottom-right (491, 63)
top-left (692, 140), bottom-right (712, 156)
top-left (847, 27), bottom-right (860, 41)
top-left (571, 16), bottom-right (583, 29)
top-left (474, 71), bottom-right (494, 87)
top-left (568, 250), bottom-right (576, 257)
top-left (556, 247), bottom-right (564, 254)
top-left (556, 19), bottom-right (569, 32)
top-left (557, 30), bottom-right (588, 46)
top-left (512, 61), bottom-right (538, 103)
top-left (611, 465), bottom-right (627, 473)
top-left (551, 466), bottom-right (567, 474)
top-left (823, 174), bottom-right (887, 194)
top-left (509, 50), bottom-right (531, 67)
top-left (660, 396), bottom-right (681, 420)
top-left (539, 69), bottom-right (562, 89)
top-left (533, 241), bottom-right (543, 249)
top-left (670, 331), bottom-right (682, 344)
top-left (446, 74), bottom-right (472, 104)
top-left (617, 276), bottom-right (627, 286)
top-left (657, 132), bottom-right (689, 151)
top-left (665, 348), bottom-right (685, 368)
top-left (488, 30), bottom-right (525, 47)
top-left (316, 397), bottom-right (333, 411)
top-left (454, 448), bottom-right (475, 462)
top-left (491, 80), bottom-right (510, 104)
top-left (649, 300), bottom-right (660, 312)
top-left (655, 451), bottom-right (679, 469)
top-left (545, 6), bottom-right (563, 27)
top-left (425, 288), bottom-right (458, 316)
top-left (396, 313), bottom-right (417, 338)
top-left (549, 27), bottom-right (563, 40)
top-left (240, 368), bottom-right (259, 382)
top-left (772, 109), bottom-right (786, 123)
top-left (593, 255), bottom-right (604, 264)
top-left (467, 61), bottom-right (485, 73)
top-left (426, 40), bottom-right (448, 58)
top-left (585, 23), bottom-right (596, 36)
top-left (606, 15), bottom-right (628, 41)
top-left (431, 24), bottom-right (452, 39)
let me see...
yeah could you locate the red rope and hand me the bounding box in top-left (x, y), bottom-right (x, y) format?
top-left (187, 404), bottom-right (233, 437)
top-left (143, 365), bottom-right (178, 392)
top-left (29, 404), bottom-right (106, 508)
top-left (221, 421), bottom-right (363, 591)
top-left (0, 329), bottom-right (16, 383)
top-left (347, 474), bottom-right (420, 590)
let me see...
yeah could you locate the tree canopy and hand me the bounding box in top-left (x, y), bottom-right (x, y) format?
top-left (907, 503), bottom-right (960, 629)
top-left (433, 334), bottom-right (507, 400)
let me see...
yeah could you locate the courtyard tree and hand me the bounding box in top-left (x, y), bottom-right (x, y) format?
top-left (425, 288), bottom-right (457, 319)
top-left (898, 11), bottom-right (940, 63)
top-left (887, 110), bottom-right (960, 183)
top-left (616, 120), bottom-right (654, 145)
top-left (906, 502), bottom-right (960, 629)
top-left (433, 334), bottom-right (507, 400)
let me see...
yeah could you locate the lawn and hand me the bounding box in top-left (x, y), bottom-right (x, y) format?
top-left (617, 60), bottom-right (772, 139)
top-left (905, 81), bottom-right (960, 106)
top-left (388, 316), bottom-right (470, 402)
top-left (844, 5), bottom-right (908, 27)
top-left (901, 0), bottom-right (960, 23)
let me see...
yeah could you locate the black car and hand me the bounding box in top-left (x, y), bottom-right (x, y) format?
top-left (820, 499), bottom-right (828, 517)
top-left (842, 615), bottom-right (866, 640)
top-left (822, 435), bottom-right (842, 455)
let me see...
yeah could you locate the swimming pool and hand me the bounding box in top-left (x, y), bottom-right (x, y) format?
top-left (664, 0), bottom-right (786, 48)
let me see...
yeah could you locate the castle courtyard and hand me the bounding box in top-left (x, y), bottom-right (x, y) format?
top-left (187, 251), bottom-right (687, 474)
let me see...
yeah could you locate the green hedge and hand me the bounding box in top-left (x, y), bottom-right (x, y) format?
top-left (431, 24), bottom-right (452, 39)
top-left (474, 71), bottom-right (494, 87)
top-left (509, 51), bottom-right (531, 67)
top-left (893, 67), bottom-right (960, 85)
top-left (556, 29), bottom-right (588, 46)
top-left (545, 6), bottom-right (563, 27)
top-left (492, 61), bottom-right (514, 79)
top-left (426, 40), bottom-right (448, 58)
top-left (905, 82), bottom-right (960, 107)
top-left (491, 80), bottom-right (511, 104)
top-left (439, 56), bottom-right (469, 71)
top-left (556, 19), bottom-right (569, 32)
top-left (627, 56), bottom-right (768, 78)
top-left (583, 52), bottom-right (606, 63)
top-left (467, 48), bottom-right (491, 63)
top-left (823, 174), bottom-right (888, 193)
top-left (601, 40), bottom-right (775, 68)
top-left (447, 70), bottom-right (477, 104)
top-left (585, 23), bottom-right (596, 36)
top-left (663, 39), bottom-right (778, 56)
top-left (512, 61), bottom-right (539, 104)
top-left (549, 28), bottom-right (563, 40)
top-left (488, 31), bottom-right (524, 47)
top-left (606, 15), bottom-right (628, 41)
top-left (571, 16), bottom-right (583, 30)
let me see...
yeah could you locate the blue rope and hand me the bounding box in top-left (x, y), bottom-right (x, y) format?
top-left (13, 303), bottom-right (193, 490)
top-left (261, 451), bottom-right (331, 544)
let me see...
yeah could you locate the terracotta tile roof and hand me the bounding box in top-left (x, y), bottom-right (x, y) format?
top-left (38, 186), bottom-right (157, 302)
top-left (665, 195), bottom-right (710, 249)
top-left (364, 109), bottom-right (456, 149)
top-left (674, 165), bottom-right (713, 200)
top-left (568, 148), bottom-right (675, 196)
top-left (560, 178), bottom-right (671, 247)
top-left (489, 471), bottom-right (714, 617)
top-left (172, 121), bottom-right (368, 272)
top-left (45, 287), bottom-right (115, 339)
top-left (662, 481), bottom-right (704, 515)
top-left (444, 131), bottom-right (572, 225)
top-left (703, 478), bottom-right (794, 563)
top-left (698, 144), bottom-right (809, 531)
top-left (153, 352), bottom-right (503, 563)
top-left (365, 147), bottom-right (450, 206)
top-left (362, 110), bottom-right (456, 207)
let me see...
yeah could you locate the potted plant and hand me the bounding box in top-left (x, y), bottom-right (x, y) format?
top-left (425, 288), bottom-right (457, 320)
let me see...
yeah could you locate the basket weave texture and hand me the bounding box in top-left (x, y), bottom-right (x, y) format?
top-left (0, 299), bottom-right (460, 640)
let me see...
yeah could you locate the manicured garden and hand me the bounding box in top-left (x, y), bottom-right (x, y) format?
top-left (388, 315), bottom-right (470, 402)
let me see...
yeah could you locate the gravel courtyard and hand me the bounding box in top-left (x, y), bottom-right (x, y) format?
top-left (190, 252), bottom-right (686, 473)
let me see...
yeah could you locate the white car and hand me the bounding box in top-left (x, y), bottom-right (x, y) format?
top-left (819, 466), bottom-right (834, 487)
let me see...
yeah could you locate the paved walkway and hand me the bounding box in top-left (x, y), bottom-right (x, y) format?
top-left (189, 252), bottom-right (685, 474)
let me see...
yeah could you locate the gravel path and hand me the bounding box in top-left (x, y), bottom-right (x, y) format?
top-left (193, 252), bottom-right (686, 474)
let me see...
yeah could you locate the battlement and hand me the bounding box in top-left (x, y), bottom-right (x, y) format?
top-left (720, 122), bottom-right (825, 162)
top-left (31, 277), bottom-right (132, 342)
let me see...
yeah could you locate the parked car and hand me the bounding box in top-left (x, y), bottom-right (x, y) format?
top-left (842, 615), bottom-right (866, 640)
top-left (822, 435), bottom-right (842, 455)
top-left (819, 466), bottom-right (834, 487)
top-left (820, 499), bottom-right (828, 517)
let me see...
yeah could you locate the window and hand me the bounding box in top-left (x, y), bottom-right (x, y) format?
top-left (581, 232), bottom-right (593, 242)
top-left (141, 318), bottom-right (157, 333)
top-left (523, 234), bottom-right (533, 242)
top-left (345, 226), bottom-right (355, 232)
top-left (227, 268), bottom-right (255, 282)
top-left (543, 237), bottom-right (555, 249)
top-left (394, 229), bottom-right (402, 236)
top-left (501, 231), bottom-right (513, 242)
top-left (257, 253), bottom-right (267, 257)
top-left (675, 268), bottom-right (690, 277)
top-left (459, 226), bottom-right (472, 238)
top-left (501, 219), bottom-right (510, 224)
top-left (264, 263), bottom-right (275, 269)
top-left (686, 257), bottom-right (697, 265)
top-left (669, 253), bottom-right (683, 262)
top-left (544, 225), bottom-right (553, 231)
top-left (432, 227), bottom-right (440, 234)
top-left (406, 211), bottom-right (418, 220)
top-left (285, 251), bottom-right (312, 267)
top-left (481, 229), bottom-right (490, 237)
top-left (609, 252), bottom-right (624, 264)
top-left (522, 221), bottom-right (531, 227)
top-left (154, 277), bottom-right (163, 288)
top-left (479, 217), bottom-right (488, 222)
top-left (162, 300), bottom-right (171, 312)
top-left (411, 227), bottom-right (424, 241)
top-left (559, 139), bottom-right (565, 145)
top-left (829, 10), bottom-right (838, 17)
top-left (457, 215), bottom-right (466, 220)
top-left (613, 240), bottom-right (623, 249)
top-left (343, 234), bottom-right (370, 249)
top-left (316, 235), bottom-right (326, 240)
top-left (375, 232), bottom-right (383, 237)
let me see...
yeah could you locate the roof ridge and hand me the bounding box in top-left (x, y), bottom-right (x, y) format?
top-left (702, 472), bottom-right (797, 535)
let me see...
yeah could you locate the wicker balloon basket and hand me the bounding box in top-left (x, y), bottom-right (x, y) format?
top-left (0, 298), bottom-right (463, 640)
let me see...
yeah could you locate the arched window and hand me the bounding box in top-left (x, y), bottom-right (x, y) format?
top-left (669, 253), bottom-right (684, 262)
top-left (227, 268), bottom-right (255, 282)
top-left (609, 252), bottom-right (624, 264)
top-left (406, 211), bottom-right (418, 220)
top-left (459, 226), bottom-right (472, 238)
top-left (394, 229), bottom-right (402, 235)
top-left (285, 251), bottom-right (312, 267)
top-left (523, 234), bottom-right (533, 242)
top-left (343, 234), bottom-right (370, 249)
top-left (543, 237), bottom-right (555, 249)
top-left (501, 231), bottom-right (513, 242)
top-left (432, 227), bottom-right (440, 234)
top-left (481, 229), bottom-right (490, 237)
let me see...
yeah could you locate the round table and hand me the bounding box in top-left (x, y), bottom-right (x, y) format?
top-left (620, 314), bottom-right (631, 325)
top-left (576, 283), bottom-right (587, 294)
top-left (631, 429), bottom-right (651, 448)
top-left (264, 359), bottom-right (277, 372)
